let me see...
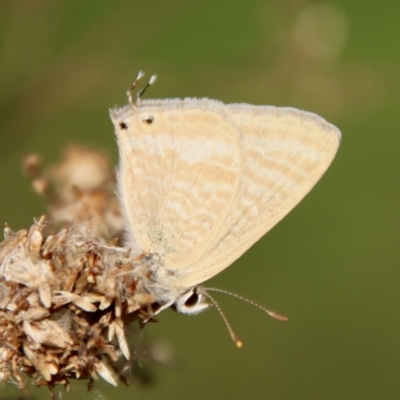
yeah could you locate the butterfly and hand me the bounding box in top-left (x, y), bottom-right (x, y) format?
top-left (110, 74), bottom-right (341, 322)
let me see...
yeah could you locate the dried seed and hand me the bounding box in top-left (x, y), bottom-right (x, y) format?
top-left (0, 230), bottom-right (27, 264)
top-left (115, 319), bottom-right (130, 360)
top-left (23, 320), bottom-right (74, 348)
top-left (93, 359), bottom-right (118, 386)
top-left (52, 291), bottom-right (97, 312)
top-left (108, 321), bottom-right (115, 342)
top-left (17, 306), bottom-right (50, 323)
top-left (38, 282), bottom-right (52, 308)
top-left (23, 345), bottom-right (58, 381)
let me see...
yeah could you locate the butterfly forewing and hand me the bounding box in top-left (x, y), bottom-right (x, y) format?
top-left (113, 99), bottom-right (243, 270)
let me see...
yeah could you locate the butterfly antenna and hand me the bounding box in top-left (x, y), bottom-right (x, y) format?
top-left (137, 74), bottom-right (157, 101)
top-left (204, 287), bottom-right (288, 322)
top-left (127, 70), bottom-right (145, 107)
top-left (198, 289), bottom-right (243, 348)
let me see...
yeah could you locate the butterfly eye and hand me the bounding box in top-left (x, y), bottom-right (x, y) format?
top-left (142, 115), bottom-right (154, 124)
top-left (174, 287), bottom-right (210, 315)
top-left (184, 292), bottom-right (200, 307)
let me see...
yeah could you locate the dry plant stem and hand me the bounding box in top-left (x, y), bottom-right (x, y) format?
top-left (0, 216), bottom-right (155, 395)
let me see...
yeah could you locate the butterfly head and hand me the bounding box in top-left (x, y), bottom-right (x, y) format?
top-left (173, 286), bottom-right (210, 315)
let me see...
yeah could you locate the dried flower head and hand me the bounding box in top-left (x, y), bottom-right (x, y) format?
top-left (1, 149), bottom-right (170, 396)
top-left (0, 216), bottom-right (160, 395)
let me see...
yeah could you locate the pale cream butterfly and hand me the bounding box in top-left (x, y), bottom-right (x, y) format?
top-left (110, 73), bottom-right (341, 328)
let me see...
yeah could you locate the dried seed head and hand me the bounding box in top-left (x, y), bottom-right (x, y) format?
top-left (0, 221), bottom-right (161, 393)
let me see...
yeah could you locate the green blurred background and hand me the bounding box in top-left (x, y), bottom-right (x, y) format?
top-left (1, 0), bottom-right (400, 399)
